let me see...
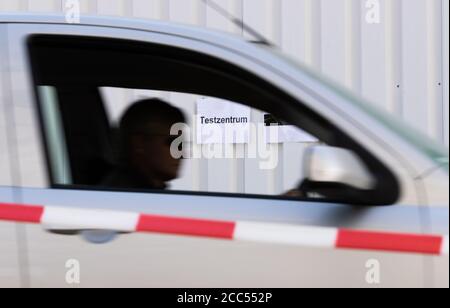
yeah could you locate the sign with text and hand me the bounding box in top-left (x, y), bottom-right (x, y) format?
top-left (196, 97), bottom-right (251, 144)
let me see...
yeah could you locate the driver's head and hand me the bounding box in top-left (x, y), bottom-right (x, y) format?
top-left (119, 99), bottom-right (186, 185)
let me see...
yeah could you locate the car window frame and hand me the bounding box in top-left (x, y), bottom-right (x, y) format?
top-left (23, 27), bottom-right (402, 206)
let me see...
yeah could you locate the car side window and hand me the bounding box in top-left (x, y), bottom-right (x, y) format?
top-left (28, 34), bottom-right (400, 205)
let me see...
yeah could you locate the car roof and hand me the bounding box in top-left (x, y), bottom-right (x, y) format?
top-left (0, 12), bottom-right (251, 48)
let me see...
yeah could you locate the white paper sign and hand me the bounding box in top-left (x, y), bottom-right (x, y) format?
top-left (196, 97), bottom-right (251, 144)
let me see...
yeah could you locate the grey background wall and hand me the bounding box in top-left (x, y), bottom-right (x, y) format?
top-left (1, 0), bottom-right (448, 194)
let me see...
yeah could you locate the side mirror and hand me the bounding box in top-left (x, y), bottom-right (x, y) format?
top-left (303, 146), bottom-right (376, 191)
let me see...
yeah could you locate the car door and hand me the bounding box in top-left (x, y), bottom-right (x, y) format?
top-left (3, 21), bottom-right (443, 288)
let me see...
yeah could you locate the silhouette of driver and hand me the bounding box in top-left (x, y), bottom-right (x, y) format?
top-left (103, 98), bottom-right (186, 190)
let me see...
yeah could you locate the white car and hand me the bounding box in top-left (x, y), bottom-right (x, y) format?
top-left (0, 14), bottom-right (448, 288)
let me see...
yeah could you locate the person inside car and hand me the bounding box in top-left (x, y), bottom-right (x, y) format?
top-left (102, 98), bottom-right (186, 190)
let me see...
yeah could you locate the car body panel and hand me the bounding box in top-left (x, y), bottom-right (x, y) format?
top-left (421, 168), bottom-right (449, 208)
top-left (23, 224), bottom-right (430, 288)
top-left (0, 24), bottom-right (21, 288)
top-left (0, 14), bottom-right (448, 288)
top-left (18, 188), bottom-right (449, 235)
top-left (0, 220), bottom-right (21, 288)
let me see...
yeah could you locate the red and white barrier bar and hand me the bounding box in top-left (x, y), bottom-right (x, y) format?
top-left (0, 203), bottom-right (448, 256)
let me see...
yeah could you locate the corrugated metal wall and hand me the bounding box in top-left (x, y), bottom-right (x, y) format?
top-left (1, 0), bottom-right (448, 194)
